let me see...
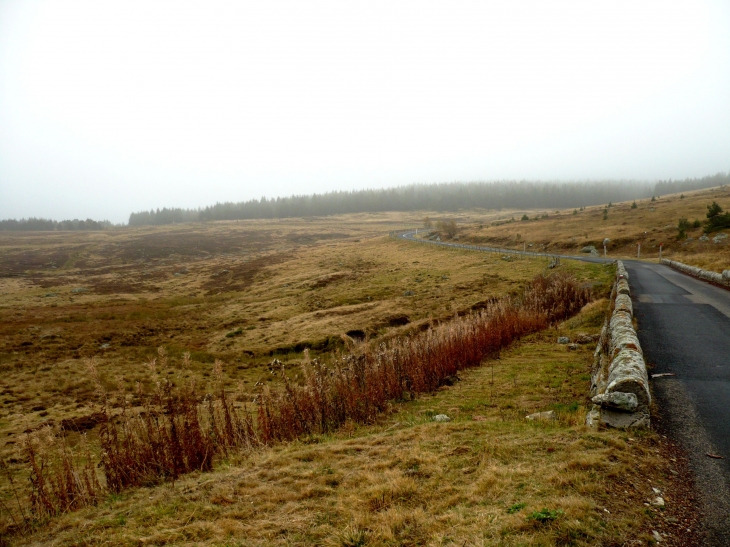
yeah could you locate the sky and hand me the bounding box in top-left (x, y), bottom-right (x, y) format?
top-left (1, 1), bottom-right (729, 224)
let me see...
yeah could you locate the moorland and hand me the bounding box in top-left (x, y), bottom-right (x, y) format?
top-left (2, 188), bottom-right (727, 545)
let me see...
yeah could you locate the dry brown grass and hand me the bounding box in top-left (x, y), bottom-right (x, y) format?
top-left (0, 211), bottom-right (696, 545)
top-left (3, 296), bottom-right (691, 547)
top-left (0, 213), bottom-right (546, 461)
top-left (4, 273), bottom-right (590, 522)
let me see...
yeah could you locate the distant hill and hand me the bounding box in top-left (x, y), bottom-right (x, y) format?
top-left (128, 173), bottom-right (729, 226)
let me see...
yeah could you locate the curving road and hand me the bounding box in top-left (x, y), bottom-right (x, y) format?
top-left (397, 230), bottom-right (730, 543)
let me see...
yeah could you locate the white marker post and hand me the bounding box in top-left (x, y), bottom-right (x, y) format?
top-left (659, 243), bottom-right (662, 261)
top-left (637, 243), bottom-right (641, 259)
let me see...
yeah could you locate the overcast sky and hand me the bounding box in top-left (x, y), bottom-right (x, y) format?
top-left (1, 1), bottom-right (729, 223)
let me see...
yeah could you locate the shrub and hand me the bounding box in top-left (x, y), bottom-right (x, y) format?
top-left (677, 218), bottom-right (690, 239)
top-left (705, 201), bottom-right (730, 232)
top-left (436, 220), bottom-right (457, 238)
top-left (528, 508), bottom-right (564, 523)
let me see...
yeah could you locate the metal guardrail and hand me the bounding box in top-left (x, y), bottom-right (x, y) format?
top-left (389, 229), bottom-right (606, 263)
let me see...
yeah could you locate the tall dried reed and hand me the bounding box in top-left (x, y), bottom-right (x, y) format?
top-left (7, 272), bottom-right (590, 524)
top-left (97, 353), bottom-right (257, 493)
top-left (257, 272), bottom-right (591, 442)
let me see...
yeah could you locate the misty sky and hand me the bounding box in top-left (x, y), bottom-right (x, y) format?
top-left (1, 1), bottom-right (729, 224)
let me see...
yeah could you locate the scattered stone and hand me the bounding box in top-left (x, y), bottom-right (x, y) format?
top-left (43, 293), bottom-right (58, 298)
top-left (567, 343), bottom-right (578, 350)
top-left (99, 343), bottom-right (110, 349)
top-left (526, 410), bottom-right (556, 421)
top-left (712, 233), bottom-right (728, 243)
top-left (433, 414), bottom-right (451, 422)
top-left (652, 497), bottom-right (665, 507)
top-left (652, 487), bottom-right (662, 495)
top-left (590, 249), bottom-right (600, 256)
top-left (581, 245), bottom-right (597, 253)
top-left (585, 406), bottom-right (601, 427)
top-left (599, 409), bottom-right (650, 429)
top-left (557, 337), bottom-right (570, 344)
top-left (652, 530), bottom-right (662, 542)
top-left (403, 290), bottom-right (414, 297)
top-left (591, 392), bottom-right (639, 412)
top-left (576, 333), bottom-right (598, 344)
top-left (699, 235), bottom-right (710, 242)
top-left (71, 287), bottom-right (88, 293)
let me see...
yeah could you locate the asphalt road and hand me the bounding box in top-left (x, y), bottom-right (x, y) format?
top-left (625, 260), bottom-right (730, 545)
top-left (396, 231), bottom-right (730, 542)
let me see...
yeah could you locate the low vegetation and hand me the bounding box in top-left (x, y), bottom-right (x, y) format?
top-left (5, 273), bottom-right (590, 522)
top-left (0, 208), bottom-right (710, 545)
top-left (3, 293), bottom-right (697, 546)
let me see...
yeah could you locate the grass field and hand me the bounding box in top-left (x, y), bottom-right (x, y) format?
top-left (0, 212), bottom-right (550, 452)
top-left (6, 299), bottom-right (699, 547)
top-left (452, 185), bottom-right (730, 272)
top-left (0, 211), bottom-right (707, 545)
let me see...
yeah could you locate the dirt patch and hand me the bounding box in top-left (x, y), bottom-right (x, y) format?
top-left (60, 412), bottom-right (105, 433)
top-left (309, 272), bottom-right (350, 288)
top-left (286, 232), bottom-right (351, 244)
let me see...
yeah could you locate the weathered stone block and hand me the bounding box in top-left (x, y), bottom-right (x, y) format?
top-left (614, 293), bottom-right (633, 315)
top-left (592, 391), bottom-right (638, 412)
top-left (607, 348), bottom-right (650, 410)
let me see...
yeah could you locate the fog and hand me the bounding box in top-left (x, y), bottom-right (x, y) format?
top-left (1, 1), bottom-right (729, 224)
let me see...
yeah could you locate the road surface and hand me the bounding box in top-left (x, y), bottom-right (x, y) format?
top-left (396, 231), bottom-right (730, 542)
top-left (625, 260), bottom-right (730, 545)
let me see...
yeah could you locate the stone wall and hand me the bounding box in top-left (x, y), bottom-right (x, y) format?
top-left (661, 259), bottom-right (730, 288)
top-left (587, 260), bottom-right (651, 428)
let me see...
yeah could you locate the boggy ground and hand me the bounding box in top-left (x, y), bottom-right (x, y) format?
top-left (0, 213), bottom-right (573, 487)
top-left (0, 212), bottom-right (702, 545)
top-left (6, 299), bottom-right (701, 547)
top-left (451, 185), bottom-right (730, 272)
